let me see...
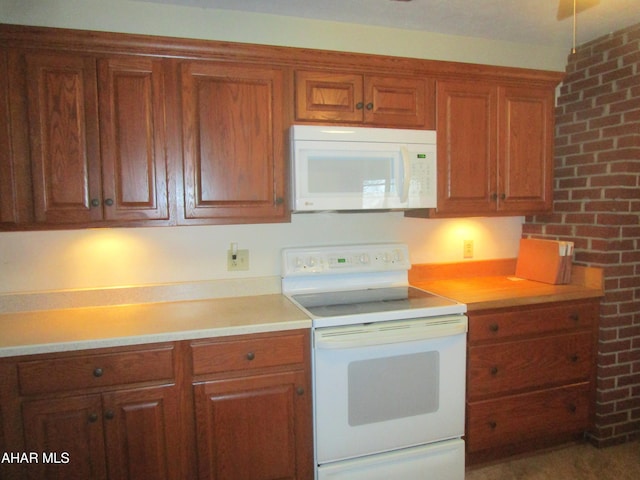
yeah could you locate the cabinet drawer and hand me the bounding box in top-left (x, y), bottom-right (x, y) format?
top-left (191, 331), bottom-right (306, 376)
top-left (468, 301), bottom-right (597, 344)
top-left (468, 332), bottom-right (593, 399)
top-left (18, 346), bottom-right (174, 396)
top-left (466, 382), bottom-right (591, 452)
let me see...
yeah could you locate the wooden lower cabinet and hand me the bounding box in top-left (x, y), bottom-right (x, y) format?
top-left (0, 331), bottom-right (313, 480)
top-left (465, 300), bottom-right (599, 464)
top-left (191, 330), bottom-right (313, 480)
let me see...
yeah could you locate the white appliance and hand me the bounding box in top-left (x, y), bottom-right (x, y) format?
top-left (290, 126), bottom-right (437, 212)
top-left (281, 244), bottom-right (467, 480)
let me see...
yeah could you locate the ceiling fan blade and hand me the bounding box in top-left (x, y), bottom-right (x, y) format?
top-left (557, 0), bottom-right (600, 20)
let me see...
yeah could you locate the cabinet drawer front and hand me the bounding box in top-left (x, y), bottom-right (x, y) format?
top-left (18, 346), bottom-right (174, 396)
top-left (468, 332), bottom-right (593, 399)
top-left (469, 302), bottom-right (598, 343)
top-left (466, 383), bottom-right (591, 452)
top-left (191, 332), bottom-right (306, 376)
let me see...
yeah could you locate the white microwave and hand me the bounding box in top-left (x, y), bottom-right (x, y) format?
top-left (290, 125), bottom-right (437, 212)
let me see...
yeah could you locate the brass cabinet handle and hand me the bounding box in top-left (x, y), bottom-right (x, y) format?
top-left (90, 198), bottom-right (100, 207)
top-left (246, 352), bottom-right (255, 361)
top-left (356, 102), bottom-right (364, 109)
top-left (104, 198), bottom-right (114, 206)
top-left (365, 102), bottom-right (374, 110)
top-left (93, 367), bottom-right (104, 378)
top-left (296, 387), bottom-right (305, 396)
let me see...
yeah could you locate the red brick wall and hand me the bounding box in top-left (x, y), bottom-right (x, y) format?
top-left (524, 22), bottom-right (640, 446)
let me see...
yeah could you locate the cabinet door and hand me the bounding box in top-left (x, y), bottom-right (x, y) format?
top-left (22, 395), bottom-right (108, 480)
top-left (498, 86), bottom-right (554, 213)
top-left (0, 47), bottom-right (17, 225)
top-left (295, 70), bottom-right (363, 122)
top-left (435, 81), bottom-right (497, 215)
top-left (180, 61), bottom-right (286, 222)
top-left (102, 384), bottom-right (181, 480)
top-left (194, 371), bottom-right (312, 480)
top-left (98, 57), bottom-right (169, 222)
top-left (25, 52), bottom-right (102, 224)
top-left (364, 75), bottom-right (429, 127)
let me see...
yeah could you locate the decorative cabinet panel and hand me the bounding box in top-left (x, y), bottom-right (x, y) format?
top-left (178, 61), bottom-right (287, 224)
top-left (190, 330), bottom-right (313, 480)
top-left (3, 343), bottom-right (187, 480)
top-left (432, 81), bottom-right (554, 217)
top-left (465, 300), bottom-right (599, 464)
top-left (295, 69), bottom-right (433, 128)
top-left (6, 50), bottom-right (169, 227)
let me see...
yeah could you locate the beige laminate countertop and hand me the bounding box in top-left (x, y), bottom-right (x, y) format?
top-left (412, 275), bottom-right (603, 311)
top-left (0, 294), bottom-right (311, 358)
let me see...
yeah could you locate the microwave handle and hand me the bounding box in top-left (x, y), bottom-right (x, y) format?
top-left (400, 146), bottom-right (411, 203)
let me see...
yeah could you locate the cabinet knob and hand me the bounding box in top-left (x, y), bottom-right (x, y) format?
top-left (489, 324), bottom-right (499, 333)
top-left (488, 421), bottom-right (497, 430)
top-left (104, 410), bottom-right (115, 420)
top-left (500, 193), bottom-right (506, 200)
top-left (570, 313), bottom-right (580, 322)
top-left (490, 366), bottom-right (499, 376)
top-left (356, 102), bottom-right (364, 110)
top-left (275, 196), bottom-right (284, 205)
top-left (296, 387), bottom-right (305, 396)
top-left (246, 352), bottom-right (255, 361)
top-left (570, 354), bottom-right (579, 363)
top-left (104, 198), bottom-right (114, 207)
top-left (88, 413), bottom-right (99, 423)
top-left (90, 198), bottom-right (100, 207)
top-left (568, 404), bottom-right (577, 414)
top-left (490, 193), bottom-right (498, 201)
top-left (365, 102), bottom-right (374, 110)
top-left (93, 367), bottom-right (104, 378)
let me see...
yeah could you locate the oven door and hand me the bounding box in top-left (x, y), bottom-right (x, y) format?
top-left (313, 315), bottom-right (467, 465)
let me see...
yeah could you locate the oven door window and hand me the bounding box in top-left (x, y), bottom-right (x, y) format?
top-left (348, 351), bottom-right (439, 426)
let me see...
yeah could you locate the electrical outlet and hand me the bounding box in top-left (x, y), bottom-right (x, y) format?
top-left (463, 239), bottom-right (474, 259)
top-left (227, 249), bottom-right (249, 271)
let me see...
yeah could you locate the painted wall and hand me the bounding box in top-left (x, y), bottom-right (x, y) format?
top-left (0, 0), bottom-right (540, 295)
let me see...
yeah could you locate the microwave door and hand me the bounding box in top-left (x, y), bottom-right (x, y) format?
top-left (294, 141), bottom-right (404, 211)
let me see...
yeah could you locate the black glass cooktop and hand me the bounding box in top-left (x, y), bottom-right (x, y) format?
top-left (291, 286), bottom-right (458, 318)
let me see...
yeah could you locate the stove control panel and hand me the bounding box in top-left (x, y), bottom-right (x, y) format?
top-left (282, 243), bottom-right (411, 276)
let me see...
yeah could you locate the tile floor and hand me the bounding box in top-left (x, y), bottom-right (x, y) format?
top-left (465, 440), bottom-right (640, 479)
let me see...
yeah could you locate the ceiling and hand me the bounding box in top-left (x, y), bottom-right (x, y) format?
top-left (140, 0), bottom-right (640, 48)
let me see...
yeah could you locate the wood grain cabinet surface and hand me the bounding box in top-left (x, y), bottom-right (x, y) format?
top-left (426, 81), bottom-right (554, 217)
top-left (0, 343), bottom-right (188, 480)
top-left (0, 24), bottom-right (563, 230)
top-left (465, 300), bottom-right (599, 465)
top-left (191, 330), bottom-right (313, 480)
top-left (0, 331), bottom-right (313, 480)
top-left (5, 50), bottom-right (169, 227)
top-left (295, 69), bottom-right (433, 128)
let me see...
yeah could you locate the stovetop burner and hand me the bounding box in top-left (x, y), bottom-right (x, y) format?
top-left (292, 286), bottom-right (459, 318)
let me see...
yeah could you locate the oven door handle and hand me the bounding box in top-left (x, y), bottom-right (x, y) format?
top-left (314, 318), bottom-right (467, 349)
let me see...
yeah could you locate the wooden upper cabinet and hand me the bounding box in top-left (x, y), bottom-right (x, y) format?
top-left (435, 81), bottom-right (497, 216)
top-left (433, 80), bottom-right (554, 217)
top-left (98, 57), bottom-right (169, 222)
top-left (295, 69), bottom-right (432, 128)
top-left (179, 61), bottom-right (287, 223)
top-left (18, 51), bottom-right (169, 226)
top-left (25, 52), bottom-right (103, 224)
top-left (498, 85), bottom-right (554, 214)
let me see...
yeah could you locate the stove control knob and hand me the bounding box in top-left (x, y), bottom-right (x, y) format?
top-left (359, 254), bottom-right (370, 264)
top-left (382, 252), bottom-right (390, 263)
top-left (307, 257), bottom-right (317, 268)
